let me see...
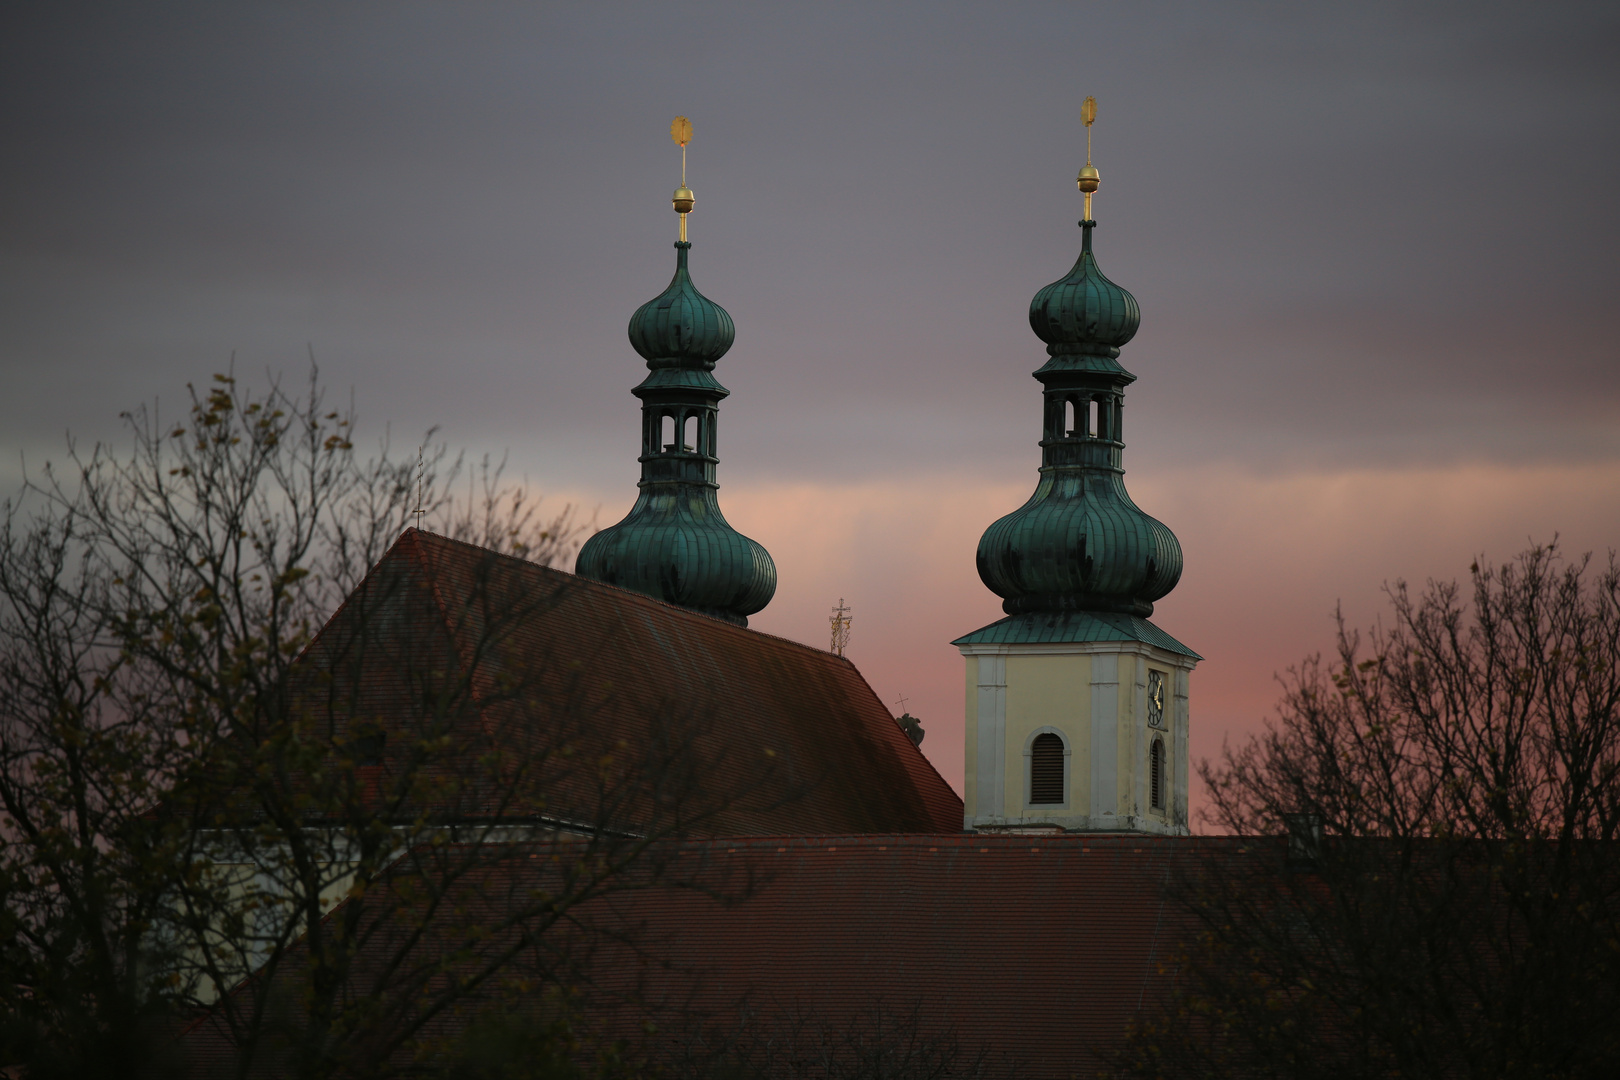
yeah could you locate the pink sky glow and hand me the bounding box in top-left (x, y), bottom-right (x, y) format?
top-left (656, 460), bottom-right (1620, 817)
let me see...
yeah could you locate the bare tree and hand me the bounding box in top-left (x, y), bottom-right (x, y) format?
top-left (176, 543), bottom-right (779, 1079)
top-left (1121, 544), bottom-right (1620, 1079)
top-left (0, 369), bottom-right (765, 1079)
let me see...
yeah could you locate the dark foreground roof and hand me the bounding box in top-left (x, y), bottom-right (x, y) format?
top-left (604, 834), bottom-right (1219, 1074)
top-left (182, 834), bottom-right (1237, 1078)
top-left (295, 530), bottom-right (961, 835)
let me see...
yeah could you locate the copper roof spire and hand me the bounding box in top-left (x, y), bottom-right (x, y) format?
top-left (961, 99), bottom-right (1188, 643)
top-left (574, 118), bottom-right (776, 626)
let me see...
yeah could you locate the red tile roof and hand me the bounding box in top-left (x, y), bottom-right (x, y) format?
top-left (586, 834), bottom-right (1232, 1076)
top-left (181, 833), bottom-right (1243, 1078)
top-left (291, 529), bottom-right (962, 835)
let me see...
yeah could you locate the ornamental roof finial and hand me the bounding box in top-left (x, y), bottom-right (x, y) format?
top-left (1077, 96), bottom-right (1100, 223)
top-left (671, 115), bottom-right (695, 242)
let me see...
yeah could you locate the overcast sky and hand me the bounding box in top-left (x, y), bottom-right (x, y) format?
top-left (5, 1), bottom-right (1618, 805)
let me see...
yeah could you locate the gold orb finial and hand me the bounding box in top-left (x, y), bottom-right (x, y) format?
top-left (670, 116), bottom-right (694, 241)
top-left (1076, 96), bottom-right (1100, 220)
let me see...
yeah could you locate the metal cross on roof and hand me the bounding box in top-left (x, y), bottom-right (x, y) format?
top-left (829, 598), bottom-right (852, 657)
top-left (411, 446), bottom-right (426, 531)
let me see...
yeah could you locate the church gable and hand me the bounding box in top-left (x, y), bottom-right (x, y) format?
top-left (289, 529), bottom-right (961, 836)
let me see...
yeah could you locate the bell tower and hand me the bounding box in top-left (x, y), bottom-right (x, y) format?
top-left (954, 99), bottom-right (1198, 834)
top-left (575, 117), bottom-right (776, 626)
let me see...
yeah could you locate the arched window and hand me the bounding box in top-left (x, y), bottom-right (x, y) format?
top-left (661, 413), bottom-right (677, 451)
top-left (1064, 399), bottom-right (1077, 437)
top-left (1088, 398), bottom-right (1100, 438)
top-left (1030, 732), bottom-right (1064, 804)
top-left (1150, 737), bottom-right (1165, 811)
top-left (683, 414), bottom-right (698, 452)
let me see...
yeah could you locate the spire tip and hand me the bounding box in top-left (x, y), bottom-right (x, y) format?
top-left (1076, 96), bottom-right (1100, 220)
top-left (670, 116), bottom-right (694, 242)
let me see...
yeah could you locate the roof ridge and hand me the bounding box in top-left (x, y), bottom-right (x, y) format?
top-left (416, 832), bottom-right (1243, 851)
top-left (838, 654), bottom-right (962, 820)
top-left (290, 527), bottom-right (428, 670)
top-left (674, 833), bottom-right (1233, 845)
top-left (406, 528), bottom-right (858, 665)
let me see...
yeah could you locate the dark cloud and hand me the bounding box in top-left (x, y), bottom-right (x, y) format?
top-left (3, 1), bottom-right (1617, 493)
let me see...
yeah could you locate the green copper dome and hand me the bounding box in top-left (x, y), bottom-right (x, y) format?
top-left (975, 222), bottom-right (1182, 618)
top-left (576, 241), bottom-right (776, 626)
top-left (627, 243), bottom-right (735, 369)
top-left (1028, 237), bottom-right (1141, 353)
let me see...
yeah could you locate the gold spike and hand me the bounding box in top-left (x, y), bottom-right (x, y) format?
top-left (670, 116), bottom-right (694, 241)
top-left (1077, 97), bottom-right (1100, 220)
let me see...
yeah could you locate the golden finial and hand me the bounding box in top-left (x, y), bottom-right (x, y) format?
top-left (671, 116), bottom-right (695, 242)
top-left (1077, 96), bottom-right (1100, 221)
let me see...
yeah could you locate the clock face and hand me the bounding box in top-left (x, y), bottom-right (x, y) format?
top-left (1148, 670), bottom-right (1166, 728)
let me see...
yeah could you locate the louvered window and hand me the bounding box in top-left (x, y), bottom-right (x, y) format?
top-left (1030, 733), bottom-right (1064, 804)
top-left (1150, 737), bottom-right (1165, 811)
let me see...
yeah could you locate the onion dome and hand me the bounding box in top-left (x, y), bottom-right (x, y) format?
top-left (973, 221), bottom-right (1182, 620)
top-left (576, 236), bottom-right (776, 627)
top-left (1028, 232), bottom-right (1141, 356)
top-left (627, 242), bottom-right (735, 370)
top-left (575, 501), bottom-right (776, 625)
top-left (976, 465), bottom-right (1183, 617)
top-left (579, 120), bottom-right (773, 625)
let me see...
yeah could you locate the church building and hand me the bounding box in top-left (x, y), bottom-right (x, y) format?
top-left (186, 109), bottom-right (1216, 1078)
top-left (570, 109), bottom-right (1201, 840)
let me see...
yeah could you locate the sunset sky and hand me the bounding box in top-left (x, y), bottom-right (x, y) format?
top-left (4, 3), bottom-right (1617, 813)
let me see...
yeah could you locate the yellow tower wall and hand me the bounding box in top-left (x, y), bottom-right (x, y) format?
top-left (960, 642), bottom-right (1193, 834)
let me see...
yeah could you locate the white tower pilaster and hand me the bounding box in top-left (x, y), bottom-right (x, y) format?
top-left (957, 633), bottom-right (1195, 834)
